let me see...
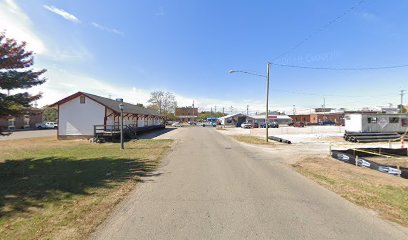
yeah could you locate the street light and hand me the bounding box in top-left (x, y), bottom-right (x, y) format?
top-left (116, 98), bottom-right (125, 150)
top-left (229, 63), bottom-right (271, 142)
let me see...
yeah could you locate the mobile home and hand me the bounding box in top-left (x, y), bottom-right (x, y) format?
top-left (345, 113), bottom-right (408, 133)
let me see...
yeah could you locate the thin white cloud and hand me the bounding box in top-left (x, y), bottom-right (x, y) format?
top-left (0, 0), bottom-right (46, 54)
top-left (43, 5), bottom-right (80, 23)
top-left (91, 22), bottom-right (124, 36)
top-left (25, 66), bottom-right (267, 114)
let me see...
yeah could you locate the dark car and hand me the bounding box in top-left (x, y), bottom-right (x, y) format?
top-left (293, 122), bottom-right (305, 127)
top-left (318, 121), bottom-right (336, 125)
top-left (260, 122), bottom-right (279, 128)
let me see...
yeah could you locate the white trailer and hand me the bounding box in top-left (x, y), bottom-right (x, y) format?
top-left (345, 113), bottom-right (408, 133)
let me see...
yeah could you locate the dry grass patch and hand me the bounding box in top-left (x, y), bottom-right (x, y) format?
top-left (232, 135), bottom-right (276, 145)
top-left (0, 136), bottom-right (173, 240)
top-left (292, 156), bottom-right (408, 227)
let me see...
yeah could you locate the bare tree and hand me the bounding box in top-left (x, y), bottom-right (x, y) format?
top-left (147, 91), bottom-right (164, 114)
top-left (147, 91), bottom-right (177, 120)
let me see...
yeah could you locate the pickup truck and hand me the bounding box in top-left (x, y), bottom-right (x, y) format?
top-left (36, 122), bottom-right (58, 129)
top-left (241, 122), bottom-right (252, 129)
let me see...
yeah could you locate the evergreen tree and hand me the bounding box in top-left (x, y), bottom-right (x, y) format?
top-left (0, 33), bottom-right (46, 132)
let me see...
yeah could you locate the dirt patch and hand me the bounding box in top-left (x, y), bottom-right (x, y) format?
top-left (293, 156), bottom-right (408, 226)
top-left (232, 135), bottom-right (277, 145)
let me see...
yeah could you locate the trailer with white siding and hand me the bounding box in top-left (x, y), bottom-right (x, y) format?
top-left (345, 113), bottom-right (408, 133)
top-left (344, 113), bottom-right (408, 142)
top-left (50, 92), bottom-right (164, 140)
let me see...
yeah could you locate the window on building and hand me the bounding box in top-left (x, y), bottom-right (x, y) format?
top-left (367, 117), bottom-right (377, 123)
top-left (402, 118), bottom-right (408, 127)
top-left (8, 118), bottom-right (15, 129)
top-left (24, 115), bottom-right (30, 128)
top-left (389, 117), bottom-right (399, 123)
top-left (80, 96), bottom-right (85, 104)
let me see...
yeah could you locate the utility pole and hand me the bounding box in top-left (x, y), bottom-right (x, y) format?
top-left (116, 98), bottom-right (124, 150)
top-left (401, 90), bottom-right (405, 113)
top-left (192, 100), bottom-right (195, 122)
top-left (293, 105), bottom-right (296, 115)
top-left (222, 107), bottom-right (224, 115)
top-left (246, 105), bottom-right (249, 115)
top-left (265, 63), bottom-right (270, 142)
top-left (211, 107), bottom-right (213, 118)
top-left (215, 106), bottom-right (217, 115)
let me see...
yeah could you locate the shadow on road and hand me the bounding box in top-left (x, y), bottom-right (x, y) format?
top-left (137, 127), bottom-right (176, 139)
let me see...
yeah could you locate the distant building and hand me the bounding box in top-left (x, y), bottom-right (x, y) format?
top-left (175, 107), bottom-right (198, 122)
top-left (381, 107), bottom-right (400, 114)
top-left (219, 113), bottom-right (252, 126)
top-left (0, 108), bottom-right (43, 130)
top-left (250, 115), bottom-right (293, 125)
top-left (289, 112), bottom-right (345, 125)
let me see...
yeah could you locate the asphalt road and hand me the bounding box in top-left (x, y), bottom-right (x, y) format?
top-left (92, 127), bottom-right (408, 240)
top-left (0, 129), bottom-right (56, 141)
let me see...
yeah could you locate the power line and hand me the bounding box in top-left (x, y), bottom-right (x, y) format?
top-left (272, 0), bottom-right (366, 63)
top-left (271, 63), bottom-right (408, 71)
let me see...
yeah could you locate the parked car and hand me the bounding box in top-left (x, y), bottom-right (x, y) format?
top-left (171, 122), bottom-right (182, 127)
top-left (36, 122), bottom-right (58, 129)
top-left (293, 122), bottom-right (305, 127)
top-left (202, 121), bottom-right (215, 127)
top-left (318, 121), bottom-right (336, 125)
top-left (259, 122), bottom-right (279, 128)
top-left (241, 122), bottom-right (252, 128)
top-left (252, 122), bottom-right (259, 128)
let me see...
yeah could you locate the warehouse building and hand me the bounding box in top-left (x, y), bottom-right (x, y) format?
top-left (289, 112), bottom-right (345, 125)
top-left (175, 107), bottom-right (198, 122)
top-left (250, 115), bottom-right (293, 125)
top-left (50, 92), bottom-right (164, 139)
top-left (219, 113), bottom-right (253, 127)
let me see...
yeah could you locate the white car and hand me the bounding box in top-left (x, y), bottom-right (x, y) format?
top-left (171, 122), bottom-right (182, 127)
top-left (36, 122), bottom-right (58, 129)
top-left (240, 122), bottom-right (252, 128)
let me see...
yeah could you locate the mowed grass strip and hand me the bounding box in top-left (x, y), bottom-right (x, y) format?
top-left (292, 157), bottom-right (408, 227)
top-left (0, 136), bottom-right (173, 240)
top-left (232, 135), bottom-right (275, 145)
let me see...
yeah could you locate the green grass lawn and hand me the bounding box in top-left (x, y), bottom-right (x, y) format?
top-left (0, 136), bottom-right (173, 240)
top-left (293, 157), bottom-right (408, 227)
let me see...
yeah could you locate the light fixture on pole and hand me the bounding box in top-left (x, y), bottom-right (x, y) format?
top-left (116, 98), bottom-right (125, 150)
top-left (229, 63), bottom-right (271, 142)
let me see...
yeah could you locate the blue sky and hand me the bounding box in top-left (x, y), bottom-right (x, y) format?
top-left (0, 0), bottom-right (407, 114)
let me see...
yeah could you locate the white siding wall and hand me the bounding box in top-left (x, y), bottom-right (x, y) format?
top-left (138, 117), bottom-right (144, 127)
top-left (345, 114), bottom-right (362, 132)
top-left (59, 96), bottom-right (105, 136)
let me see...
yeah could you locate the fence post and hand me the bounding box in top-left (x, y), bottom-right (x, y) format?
top-left (329, 143), bottom-right (332, 156)
top-left (355, 155), bottom-right (359, 167)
